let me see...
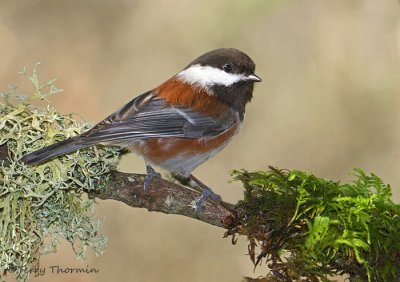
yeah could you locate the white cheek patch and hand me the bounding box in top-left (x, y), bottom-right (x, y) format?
top-left (176, 64), bottom-right (244, 88)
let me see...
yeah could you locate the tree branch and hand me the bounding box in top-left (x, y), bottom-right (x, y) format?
top-left (0, 144), bottom-right (236, 229)
top-left (93, 171), bottom-right (236, 229)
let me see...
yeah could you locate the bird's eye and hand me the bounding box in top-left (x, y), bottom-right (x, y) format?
top-left (223, 63), bottom-right (233, 73)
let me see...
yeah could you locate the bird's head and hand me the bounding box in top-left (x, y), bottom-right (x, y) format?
top-left (176, 48), bottom-right (261, 115)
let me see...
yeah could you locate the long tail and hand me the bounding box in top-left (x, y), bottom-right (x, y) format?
top-left (21, 137), bottom-right (92, 165)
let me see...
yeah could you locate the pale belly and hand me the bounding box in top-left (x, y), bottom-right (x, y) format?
top-left (128, 122), bottom-right (241, 177)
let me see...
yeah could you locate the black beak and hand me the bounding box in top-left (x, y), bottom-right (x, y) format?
top-left (243, 74), bottom-right (262, 82)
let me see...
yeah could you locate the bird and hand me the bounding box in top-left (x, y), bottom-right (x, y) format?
top-left (21, 48), bottom-right (262, 211)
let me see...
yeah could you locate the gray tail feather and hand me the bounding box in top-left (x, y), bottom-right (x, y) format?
top-left (21, 137), bottom-right (90, 165)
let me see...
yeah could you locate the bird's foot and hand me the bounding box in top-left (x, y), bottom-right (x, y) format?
top-left (144, 164), bottom-right (161, 192)
top-left (194, 186), bottom-right (222, 213)
top-left (187, 174), bottom-right (222, 212)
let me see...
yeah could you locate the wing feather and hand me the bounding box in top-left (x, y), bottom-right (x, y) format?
top-left (80, 91), bottom-right (234, 144)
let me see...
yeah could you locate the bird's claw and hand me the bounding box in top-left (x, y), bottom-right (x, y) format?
top-left (144, 164), bottom-right (161, 193)
top-left (194, 186), bottom-right (222, 212)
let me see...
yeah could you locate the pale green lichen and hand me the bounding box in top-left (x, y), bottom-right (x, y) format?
top-left (0, 65), bottom-right (121, 281)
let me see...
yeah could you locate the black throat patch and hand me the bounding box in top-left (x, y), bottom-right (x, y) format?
top-left (211, 82), bottom-right (254, 120)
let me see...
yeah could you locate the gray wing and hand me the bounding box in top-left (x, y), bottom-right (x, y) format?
top-left (80, 91), bottom-right (234, 144)
top-left (21, 91), bottom-right (234, 165)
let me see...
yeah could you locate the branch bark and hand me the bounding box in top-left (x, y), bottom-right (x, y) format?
top-left (0, 144), bottom-right (236, 229)
top-left (93, 171), bottom-right (236, 229)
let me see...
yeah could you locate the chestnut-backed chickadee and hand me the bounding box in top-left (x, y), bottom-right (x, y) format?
top-left (22, 48), bottom-right (262, 210)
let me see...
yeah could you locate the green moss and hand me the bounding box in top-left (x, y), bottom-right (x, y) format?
top-left (0, 65), bottom-right (121, 281)
top-left (232, 167), bottom-right (400, 281)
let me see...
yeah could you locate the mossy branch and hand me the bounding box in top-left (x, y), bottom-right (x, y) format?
top-left (0, 145), bottom-right (235, 229)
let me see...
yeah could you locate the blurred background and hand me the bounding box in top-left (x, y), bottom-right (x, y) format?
top-left (1, 0), bottom-right (400, 281)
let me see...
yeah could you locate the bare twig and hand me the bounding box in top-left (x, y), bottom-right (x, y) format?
top-left (93, 171), bottom-right (236, 229)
